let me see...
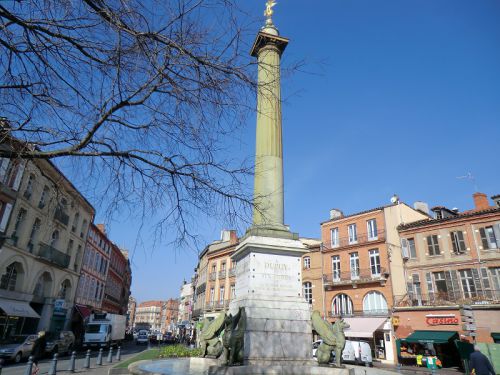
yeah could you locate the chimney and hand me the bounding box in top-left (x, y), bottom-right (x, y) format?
top-left (329, 209), bottom-right (343, 220)
top-left (96, 223), bottom-right (106, 234)
top-left (413, 201), bottom-right (430, 215)
top-left (491, 195), bottom-right (500, 208)
top-left (220, 229), bottom-right (238, 244)
top-left (473, 192), bottom-right (490, 210)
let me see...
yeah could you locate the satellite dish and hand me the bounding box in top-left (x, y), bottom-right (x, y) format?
top-left (391, 194), bottom-right (399, 204)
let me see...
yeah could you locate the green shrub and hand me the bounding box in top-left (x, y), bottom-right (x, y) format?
top-left (160, 344), bottom-right (203, 358)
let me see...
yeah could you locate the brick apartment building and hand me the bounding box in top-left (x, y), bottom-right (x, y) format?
top-left (101, 244), bottom-right (130, 314)
top-left (302, 200), bottom-right (427, 363)
top-left (394, 192), bottom-right (500, 344)
top-left (160, 298), bottom-right (179, 333)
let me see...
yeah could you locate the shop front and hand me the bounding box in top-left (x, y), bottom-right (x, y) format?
top-left (343, 316), bottom-right (394, 363)
top-left (0, 298), bottom-right (40, 339)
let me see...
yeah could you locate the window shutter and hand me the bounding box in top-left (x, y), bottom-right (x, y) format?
top-left (493, 225), bottom-right (500, 248)
top-left (427, 236), bottom-right (432, 253)
top-left (0, 158), bottom-right (8, 181)
top-left (451, 232), bottom-right (458, 253)
top-left (445, 270), bottom-right (460, 301)
top-left (425, 272), bottom-right (434, 302)
top-left (457, 231), bottom-right (466, 252)
top-left (479, 228), bottom-right (489, 249)
top-left (407, 282), bottom-right (414, 300)
top-left (471, 268), bottom-right (483, 295)
top-left (401, 238), bottom-right (409, 259)
top-left (0, 203), bottom-right (13, 232)
top-left (12, 162), bottom-right (25, 191)
top-left (480, 268), bottom-right (492, 299)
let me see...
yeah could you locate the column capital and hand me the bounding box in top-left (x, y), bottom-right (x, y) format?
top-left (250, 31), bottom-right (289, 57)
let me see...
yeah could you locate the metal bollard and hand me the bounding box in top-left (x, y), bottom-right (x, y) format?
top-left (116, 346), bottom-right (121, 361)
top-left (83, 349), bottom-right (91, 368)
top-left (106, 346), bottom-right (113, 363)
top-left (24, 356), bottom-right (34, 375)
top-left (96, 348), bottom-right (103, 366)
top-left (67, 351), bottom-right (76, 372)
top-left (48, 353), bottom-right (58, 375)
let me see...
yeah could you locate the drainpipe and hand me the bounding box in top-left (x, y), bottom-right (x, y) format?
top-left (320, 243), bottom-right (327, 319)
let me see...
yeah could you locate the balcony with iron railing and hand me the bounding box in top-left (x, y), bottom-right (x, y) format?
top-left (229, 268), bottom-right (236, 277)
top-left (215, 300), bottom-right (229, 310)
top-left (54, 208), bottom-right (70, 226)
top-left (323, 268), bottom-right (389, 289)
top-left (394, 290), bottom-right (500, 308)
top-left (328, 309), bottom-right (390, 318)
top-left (218, 270), bottom-right (227, 279)
top-left (323, 230), bottom-right (386, 251)
top-left (209, 272), bottom-right (217, 281)
top-left (37, 242), bottom-right (71, 269)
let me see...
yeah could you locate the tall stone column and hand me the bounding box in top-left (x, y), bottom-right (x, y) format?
top-left (249, 25), bottom-right (294, 239)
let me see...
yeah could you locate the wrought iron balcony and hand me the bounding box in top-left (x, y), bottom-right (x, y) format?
top-left (328, 309), bottom-right (389, 318)
top-left (323, 231), bottom-right (386, 251)
top-left (215, 300), bottom-right (229, 310)
top-left (218, 270), bottom-right (226, 279)
top-left (37, 242), bottom-right (70, 268)
top-left (394, 291), bottom-right (500, 308)
top-left (229, 268), bottom-right (236, 277)
top-left (209, 272), bottom-right (217, 281)
top-left (323, 268), bottom-right (389, 289)
top-left (54, 208), bottom-right (70, 226)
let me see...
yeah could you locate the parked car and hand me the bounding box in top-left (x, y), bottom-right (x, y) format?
top-left (45, 331), bottom-right (75, 355)
top-left (312, 339), bottom-right (373, 366)
top-left (136, 330), bottom-right (149, 345)
top-left (0, 334), bottom-right (38, 363)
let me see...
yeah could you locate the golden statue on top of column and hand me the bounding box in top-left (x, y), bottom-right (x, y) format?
top-left (264, 0), bottom-right (277, 23)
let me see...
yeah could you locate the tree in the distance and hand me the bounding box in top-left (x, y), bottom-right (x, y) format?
top-left (0, 0), bottom-right (259, 246)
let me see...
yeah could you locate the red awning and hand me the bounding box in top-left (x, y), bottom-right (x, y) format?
top-left (75, 304), bottom-right (91, 320)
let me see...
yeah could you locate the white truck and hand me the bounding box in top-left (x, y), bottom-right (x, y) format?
top-left (83, 313), bottom-right (126, 348)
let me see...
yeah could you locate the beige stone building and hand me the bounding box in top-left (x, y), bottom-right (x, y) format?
top-left (302, 200), bottom-right (427, 363)
top-left (135, 300), bottom-right (164, 331)
top-left (0, 155), bottom-right (94, 337)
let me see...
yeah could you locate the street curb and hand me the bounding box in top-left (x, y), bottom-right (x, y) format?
top-left (109, 368), bottom-right (130, 375)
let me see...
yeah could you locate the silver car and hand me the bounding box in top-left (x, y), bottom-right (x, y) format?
top-left (0, 334), bottom-right (38, 363)
top-left (45, 331), bottom-right (75, 355)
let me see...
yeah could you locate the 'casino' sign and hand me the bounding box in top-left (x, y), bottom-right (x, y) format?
top-left (426, 314), bottom-right (459, 326)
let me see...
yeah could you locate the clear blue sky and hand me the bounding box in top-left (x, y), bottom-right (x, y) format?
top-left (96, 0), bottom-right (500, 303)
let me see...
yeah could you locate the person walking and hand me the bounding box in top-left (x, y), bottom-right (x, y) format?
top-left (470, 345), bottom-right (495, 375)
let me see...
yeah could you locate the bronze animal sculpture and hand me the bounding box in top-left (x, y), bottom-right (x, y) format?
top-left (200, 313), bottom-right (226, 358)
top-left (222, 307), bottom-right (246, 366)
top-left (311, 310), bottom-right (350, 367)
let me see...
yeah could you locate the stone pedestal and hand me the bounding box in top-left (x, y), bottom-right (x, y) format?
top-left (229, 235), bottom-right (313, 365)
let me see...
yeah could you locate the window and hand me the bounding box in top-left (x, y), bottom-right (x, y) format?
top-left (369, 249), bottom-right (381, 277)
top-left (433, 272), bottom-right (448, 299)
top-left (348, 224), bottom-right (357, 244)
top-left (427, 235), bottom-right (440, 256)
top-left (3, 160), bottom-right (25, 191)
top-left (67, 239), bottom-right (74, 254)
top-left (303, 256), bottom-right (311, 269)
top-left (12, 208), bottom-right (27, 243)
top-left (209, 288), bottom-right (215, 304)
top-left (0, 201), bottom-right (13, 233)
top-left (330, 227), bottom-right (339, 247)
top-left (221, 262), bottom-right (226, 272)
top-left (80, 219), bottom-right (88, 238)
top-left (230, 284), bottom-right (236, 299)
top-left (50, 230), bottom-right (59, 248)
top-left (331, 294), bottom-right (353, 316)
top-left (219, 286), bottom-right (225, 302)
top-left (211, 264), bottom-right (216, 273)
top-left (408, 238), bottom-right (417, 258)
top-left (450, 231), bottom-right (466, 254)
top-left (363, 291), bottom-right (388, 314)
top-left (303, 282), bottom-right (312, 304)
top-left (24, 174), bottom-right (35, 199)
top-left (490, 268), bottom-right (500, 299)
top-left (0, 263), bottom-right (18, 291)
top-left (28, 218), bottom-right (41, 252)
top-left (408, 274), bottom-right (422, 305)
top-left (72, 213), bottom-right (79, 233)
top-left (367, 219), bottom-right (378, 240)
top-left (38, 186), bottom-right (49, 209)
top-left (331, 255), bottom-right (341, 281)
top-left (459, 269), bottom-right (476, 298)
top-left (350, 252), bottom-right (359, 279)
top-left (479, 226), bottom-right (498, 250)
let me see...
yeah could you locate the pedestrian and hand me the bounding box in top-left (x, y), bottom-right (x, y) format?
top-left (31, 360), bottom-right (40, 375)
top-left (470, 345), bottom-right (495, 375)
top-left (31, 331), bottom-right (46, 360)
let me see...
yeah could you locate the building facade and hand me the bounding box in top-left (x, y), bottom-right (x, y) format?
top-left (395, 193), bottom-right (500, 344)
top-left (127, 296), bottom-right (137, 331)
top-left (192, 230), bottom-right (238, 321)
top-left (101, 244), bottom-right (130, 314)
top-left (0, 154), bottom-right (94, 338)
top-left (160, 299), bottom-right (179, 333)
top-left (302, 201), bottom-right (428, 363)
top-left (135, 300), bottom-right (164, 331)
